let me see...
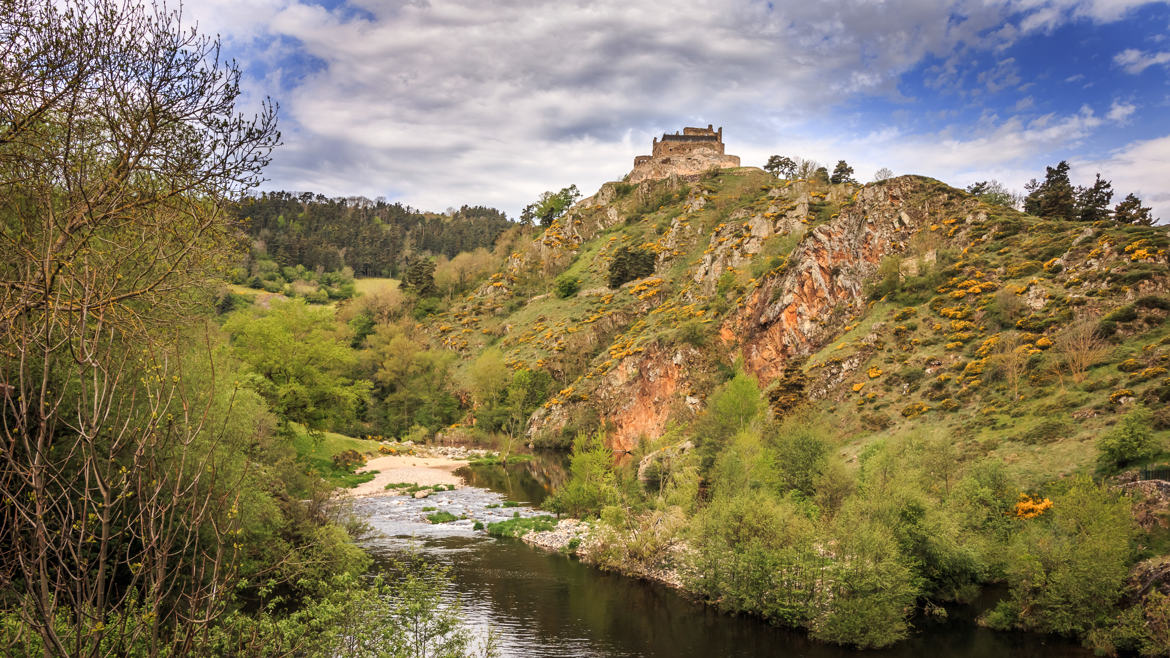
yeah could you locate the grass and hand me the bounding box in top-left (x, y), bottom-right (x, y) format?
top-left (288, 423), bottom-right (382, 489)
top-left (384, 482), bottom-right (457, 493)
top-left (354, 277), bottom-right (399, 296)
top-left (426, 511), bottom-right (460, 524)
top-left (485, 515), bottom-right (558, 538)
top-left (467, 454), bottom-right (533, 466)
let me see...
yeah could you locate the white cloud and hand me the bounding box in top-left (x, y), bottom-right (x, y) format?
top-left (1076, 134), bottom-right (1170, 222)
top-left (1114, 48), bottom-right (1170, 73)
top-left (175, 0), bottom-right (1170, 215)
top-left (1106, 100), bottom-right (1137, 122)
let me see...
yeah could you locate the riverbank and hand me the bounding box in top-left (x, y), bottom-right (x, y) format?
top-left (521, 519), bottom-right (688, 589)
top-left (347, 454), bottom-right (471, 496)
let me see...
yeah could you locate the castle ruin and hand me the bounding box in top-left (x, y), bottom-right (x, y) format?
top-left (628, 125), bottom-right (741, 183)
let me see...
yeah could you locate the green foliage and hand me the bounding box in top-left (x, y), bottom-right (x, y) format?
top-left (811, 515), bottom-right (919, 648)
top-left (986, 476), bottom-right (1135, 637)
top-left (967, 180), bottom-right (1019, 208)
top-left (1114, 192), bottom-right (1156, 225)
top-left (522, 184), bottom-right (581, 226)
top-left (829, 160), bottom-right (855, 185)
top-left (554, 274), bottom-right (581, 298)
top-left (695, 369), bottom-right (765, 469)
top-left (1024, 161), bottom-right (1076, 221)
top-left (361, 322), bottom-right (461, 437)
top-left (224, 299), bottom-right (372, 432)
top-left (544, 433), bottom-right (620, 517)
top-left (238, 192), bottom-right (510, 278)
top-left (485, 515), bottom-right (558, 538)
top-left (771, 421), bottom-right (830, 496)
top-left (1098, 406), bottom-right (1160, 470)
top-left (764, 155), bottom-right (797, 178)
top-left (607, 245), bottom-right (656, 288)
top-left (426, 511), bottom-right (460, 523)
top-left (689, 491), bottom-right (820, 628)
top-left (401, 257), bottom-right (438, 296)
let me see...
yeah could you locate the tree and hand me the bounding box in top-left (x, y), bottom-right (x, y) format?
top-left (830, 160), bottom-right (856, 184)
top-left (0, 0), bottom-right (279, 652)
top-left (813, 166), bottom-right (831, 185)
top-left (967, 180), bottom-right (1020, 209)
top-left (990, 333), bottom-right (1029, 401)
top-left (362, 323), bottom-right (460, 437)
top-left (1075, 173), bottom-right (1114, 222)
top-left (521, 184), bottom-right (581, 226)
top-left (989, 477), bottom-right (1134, 637)
top-left (607, 245), bottom-right (656, 288)
top-left (1114, 193), bottom-right (1156, 225)
top-left (223, 300), bottom-right (371, 432)
top-left (1023, 161), bottom-right (1076, 221)
top-left (1052, 318), bottom-right (1110, 385)
top-left (795, 157), bottom-right (823, 180)
top-left (402, 257), bottom-right (438, 296)
top-left (1097, 406), bottom-right (1159, 470)
top-left (873, 167), bottom-right (894, 182)
top-left (764, 155), bottom-right (797, 179)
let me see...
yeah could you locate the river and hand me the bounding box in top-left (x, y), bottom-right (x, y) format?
top-left (351, 459), bottom-right (1089, 657)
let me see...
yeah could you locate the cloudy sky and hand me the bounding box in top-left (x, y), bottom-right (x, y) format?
top-left (182, 0), bottom-right (1170, 220)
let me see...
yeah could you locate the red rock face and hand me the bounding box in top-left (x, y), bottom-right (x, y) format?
top-left (724, 178), bottom-right (975, 383)
top-left (525, 176), bottom-right (981, 450)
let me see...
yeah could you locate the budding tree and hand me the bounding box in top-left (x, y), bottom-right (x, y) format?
top-left (0, 0), bottom-right (279, 654)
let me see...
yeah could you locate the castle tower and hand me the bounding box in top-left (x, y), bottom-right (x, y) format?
top-left (628, 125), bottom-right (741, 183)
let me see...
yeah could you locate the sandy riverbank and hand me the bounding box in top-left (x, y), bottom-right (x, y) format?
top-left (347, 454), bottom-right (469, 497)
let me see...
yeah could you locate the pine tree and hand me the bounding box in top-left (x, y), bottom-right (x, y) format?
top-left (1113, 193), bottom-right (1156, 225)
top-left (830, 160), bottom-right (855, 184)
top-left (1023, 161), bottom-right (1076, 221)
top-left (1075, 174), bottom-right (1113, 222)
top-left (764, 155), bottom-right (797, 179)
top-left (608, 246), bottom-right (656, 288)
top-left (402, 258), bottom-right (437, 296)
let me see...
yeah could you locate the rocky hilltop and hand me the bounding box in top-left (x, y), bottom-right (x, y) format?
top-left (426, 165), bottom-right (1168, 482)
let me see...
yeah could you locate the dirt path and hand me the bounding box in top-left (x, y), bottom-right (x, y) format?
top-left (347, 454), bottom-right (469, 497)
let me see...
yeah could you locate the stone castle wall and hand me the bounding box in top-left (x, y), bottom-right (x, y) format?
top-left (628, 125), bottom-right (740, 183)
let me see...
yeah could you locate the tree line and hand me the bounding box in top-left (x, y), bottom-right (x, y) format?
top-left (236, 191), bottom-right (513, 277)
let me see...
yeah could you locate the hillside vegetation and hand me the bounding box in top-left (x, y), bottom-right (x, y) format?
top-left (212, 163), bottom-right (1169, 652)
top-left (388, 166), bottom-right (1170, 652)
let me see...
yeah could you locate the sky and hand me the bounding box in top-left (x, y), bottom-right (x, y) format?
top-left (180, 0), bottom-right (1170, 221)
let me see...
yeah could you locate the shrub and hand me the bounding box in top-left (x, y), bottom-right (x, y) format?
top-left (1136, 295), bottom-right (1170, 311)
top-left (554, 274), bottom-right (580, 298)
top-left (607, 246), bottom-right (655, 288)
top-left (1104, 304), bottom-right (1138, 323)
top-left (986, 476), bottom-right (1134, 637)
top-left (543, 432), bottom-right (620, 517)
top-left (485, 515), bottom-right (557, 538)
top-left (425, 511), bottom-right (459, 524)
top-left (332, 449), bottom-right (366, 470)
top-left (1098, 407), bottom-right (1160, 470)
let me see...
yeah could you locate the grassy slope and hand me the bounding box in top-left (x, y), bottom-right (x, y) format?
top-left (417, 168), bottom-right (1169, 488)
top-left (288, 423), bottom-right (384, 488)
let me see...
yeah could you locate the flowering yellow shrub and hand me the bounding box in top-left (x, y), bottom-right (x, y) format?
top-left (1013, 494), bottom-right (1053, 519)
top-left (867, 366), bottom-right (883, 379)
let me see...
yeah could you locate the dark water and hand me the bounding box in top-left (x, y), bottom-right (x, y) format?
top-left (354, 463), bottom-right (1089, 658)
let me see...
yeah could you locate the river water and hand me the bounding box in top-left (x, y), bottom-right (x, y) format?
top-left (352, 461), bottom-right (1089, 658)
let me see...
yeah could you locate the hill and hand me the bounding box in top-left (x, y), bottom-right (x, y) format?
top-left (415, 168), bottom-right (1167, 485)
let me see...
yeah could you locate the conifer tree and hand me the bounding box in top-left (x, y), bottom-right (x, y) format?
top-left (1075, 174), bottom-right (1114, 222)
top-left (830, 160), bottom-right (856, 184)
top-left (1113, 193), bottom-right (1156, 225)
top-left (1023, 161), bottom-right (1076, 221)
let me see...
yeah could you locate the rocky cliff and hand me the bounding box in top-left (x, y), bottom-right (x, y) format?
top-left (426, 166), bottom-right (1169, 480)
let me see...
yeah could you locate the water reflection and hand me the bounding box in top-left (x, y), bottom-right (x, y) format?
top-left (454, 451), bottom-right (570, 507)
top-left (354, 483), bottom-right (1089, 657)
